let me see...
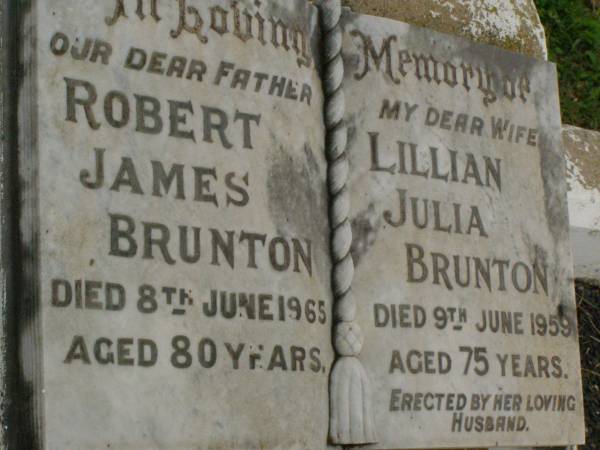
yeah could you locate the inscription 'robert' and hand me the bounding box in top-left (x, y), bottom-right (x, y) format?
top-left (64, 77), bottom-right (261, 148)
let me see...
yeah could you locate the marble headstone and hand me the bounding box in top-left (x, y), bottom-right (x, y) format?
top-left (19, 0), bottom-right (333, 448)
top-left (14, 0), bottom-right (587, 448)
top-left (342, 11), bottom-right (586, 449)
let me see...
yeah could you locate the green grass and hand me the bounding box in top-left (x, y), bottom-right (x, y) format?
top-left (535, 0), bottom-right (600, 129)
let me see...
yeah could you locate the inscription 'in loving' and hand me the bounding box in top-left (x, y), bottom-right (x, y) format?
top-left (105, 0), bottom-right (314, 68)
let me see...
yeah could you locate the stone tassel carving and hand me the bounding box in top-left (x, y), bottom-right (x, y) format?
top-left (318, 0), bottom-right (378, 445)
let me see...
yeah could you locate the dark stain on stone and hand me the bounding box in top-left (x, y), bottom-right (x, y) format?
top-left (532, 242), bottom-right (549, 269)
top-left (351, 203), bottom-right (380, 267)
top-left (10, 0), bottom-right (44, 448)
top-left (533, 66), bottom-right (570, 247)
top-left (303, 142), bottom-right (321, 177)
top-left (342, 49), bottom-right (361, 81)
top-left (262, 0), bottom-right (322, 72)
top-left (559, 302), bottom-right (579, 343)
top-left (267, 142), bottom-right (329, 277)
top-left (339, 12), bottom-right (361, 76)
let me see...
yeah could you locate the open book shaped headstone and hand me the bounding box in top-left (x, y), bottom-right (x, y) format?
top-left (13, 0), bottom-right (584, 448)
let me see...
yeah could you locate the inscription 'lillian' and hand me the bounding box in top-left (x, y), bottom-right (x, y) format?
top-left (369, 134), bottom-right (503, 192)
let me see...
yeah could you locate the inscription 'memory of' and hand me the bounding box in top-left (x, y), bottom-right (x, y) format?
top-left (350, 30), bottom-right (531, 106)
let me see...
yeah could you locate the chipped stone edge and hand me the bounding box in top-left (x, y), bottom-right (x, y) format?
top-left (0, 0), bottom-right (8, 445)
top-left (0, 0), bottom-right (19, 447)
top-left (14, 0), bottom-right (44, 448)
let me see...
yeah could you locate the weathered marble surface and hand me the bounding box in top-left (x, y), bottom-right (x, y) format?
top-left (564, 125), bottom-right (600, 280)
top-left (20, 0), bottom-right (332, 448)
top-left (341, 10), bottom-right (584, 448)
top-left (341, 0), bottom-right (548, 59)
top-left (343, 0), bottom-right (600, 289)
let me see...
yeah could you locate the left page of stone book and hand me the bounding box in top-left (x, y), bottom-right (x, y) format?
top-left (17, 0), bottom-right (332, 448)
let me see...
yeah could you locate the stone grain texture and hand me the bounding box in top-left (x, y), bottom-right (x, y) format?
top-left (341, 0), bottom-right (548, 59)
top-left (19, 0), bottom-right (333, 448)
top-left (564, 126), bottom-right (600, 279)
top-left (337, 5), bottom-right (587, 450)
top-left (341, 9), bottom-right (583, 449)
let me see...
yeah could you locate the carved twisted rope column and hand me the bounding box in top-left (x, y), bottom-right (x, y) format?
top-left (318, 0), bottom-right (377, 445)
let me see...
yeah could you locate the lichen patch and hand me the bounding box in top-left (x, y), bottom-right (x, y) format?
top-left (340, 0), bottom-right (548, 59)
top-left (564, 125), bottom-right (600, 193)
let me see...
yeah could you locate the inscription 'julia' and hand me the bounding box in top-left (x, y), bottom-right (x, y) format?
top-left (384, 189), bottom-right (488, 237)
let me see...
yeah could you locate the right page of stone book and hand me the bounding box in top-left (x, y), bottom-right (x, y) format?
top-left (341, 11), bottom-right (586, 449)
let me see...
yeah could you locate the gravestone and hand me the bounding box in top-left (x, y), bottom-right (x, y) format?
top-left (4, 0), bottom-right (586, 448)
top-left (17, 0), bottom-right (333, 448)
top-left (342, 10), bottom-right (585, 449)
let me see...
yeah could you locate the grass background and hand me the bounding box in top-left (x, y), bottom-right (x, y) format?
top-left (532, 3), bottom-right (600, 447)
top-left (535, 0), bottom-right (600, 130)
